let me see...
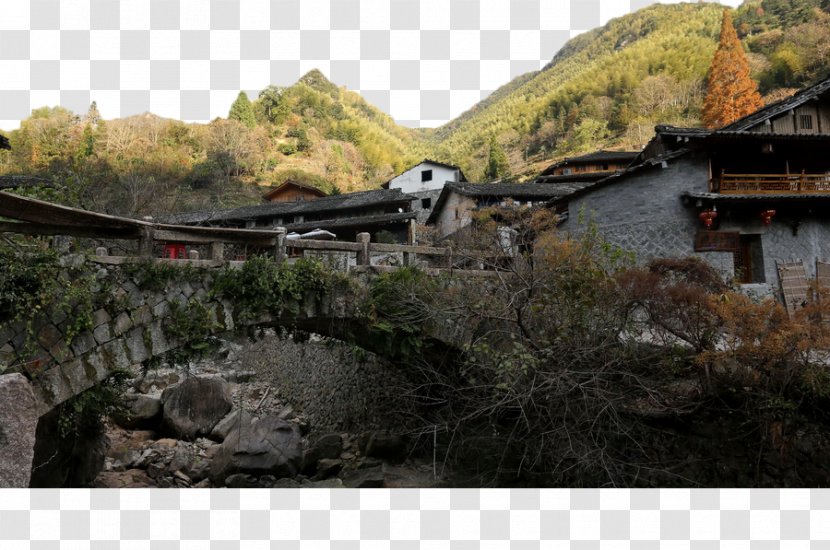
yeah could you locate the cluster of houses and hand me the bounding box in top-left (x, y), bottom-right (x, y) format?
top-left (172, 74), bottom-right (830, 305)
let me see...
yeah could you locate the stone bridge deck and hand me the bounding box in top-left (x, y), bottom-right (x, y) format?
top-left (0, 192), bottom-right (493, 415)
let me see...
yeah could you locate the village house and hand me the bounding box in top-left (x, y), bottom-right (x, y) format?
top-left (534, 150), bottom-right (639, 184)
top-left (427, 181), bottom-right (586, 239)
top-left (170, 188), bottom-right (418, 244)
top-left (382, 159), bottom-right (467, 223)
top-left (553, 75), bottom-right (830, 303)
top-left (261, 180), bottom-right (328, 203)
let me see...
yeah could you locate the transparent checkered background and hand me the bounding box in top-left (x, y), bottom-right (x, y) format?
top-left (0, 0), bottom-right (741, 130)
top-left (3, 489), bottom-right (830, 547)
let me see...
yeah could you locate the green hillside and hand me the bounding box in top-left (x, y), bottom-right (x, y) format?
top-left (434, 0), bottom-right (830, 180)
top-left (2, 0), bottom-right (830, 216)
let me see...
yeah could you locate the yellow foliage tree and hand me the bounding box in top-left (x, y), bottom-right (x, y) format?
top-left (702, 10), bottom-right (765, 129)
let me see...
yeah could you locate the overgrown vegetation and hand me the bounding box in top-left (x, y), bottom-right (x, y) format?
top-left (211, 255), bottom-right (334, 322)
top-left (0, 239), bottom-right (95, 370)
top-left (371, 211), bottom-right (830, 487)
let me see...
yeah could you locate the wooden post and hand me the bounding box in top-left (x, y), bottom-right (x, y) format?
top-left (445, 247), bottom-right (453, 270)
top-left (274, 227), bottom-right (287, 265)
top-left (210, 242), bottom-right (225, 262)
top-left (356, 232), bottom-right (371, 266)
top-left (138, 227), bottom-right (154, 258)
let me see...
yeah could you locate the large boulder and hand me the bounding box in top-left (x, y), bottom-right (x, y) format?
top-left (160, 377), bottom-right (233, 440)
top-left (112, 394), bottom-right (162, 430)
top-left (0, 374), bottom-right (39, 488)
top-left (29, 407), bottom-right (109, 488)
top-left (210, 409), bottom-right (254, 442)
top-left (301, 433), bottom-right (343, 475)
top-left (209, 415), bottom-right (302, 485)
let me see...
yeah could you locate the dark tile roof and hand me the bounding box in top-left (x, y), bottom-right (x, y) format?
top-left (445, 181), bottom-right (589, 198)
top-left (720, 74), bottom-right (830, 132)
top-left (534, 171), bottom-right (617, 184)
top-left (538, 150), bottom-right (640, 176)
top-left (655, 125), bottom-right (712, 139)
top-left (546, 149), bottom-right (692, 207)
top-left (283, 211), bottom-right (417, 233)
top-left (167, 188), bottom-right (416, 225)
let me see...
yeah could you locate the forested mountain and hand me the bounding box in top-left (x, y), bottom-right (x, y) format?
top-left (1, 0), bottom-right (829, 216)
top-left (433, 0), bottom-right (830, 180)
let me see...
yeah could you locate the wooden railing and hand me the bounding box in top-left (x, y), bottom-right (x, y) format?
top-left (719, 172), bottom-right (830, 194)
top-left (286, 233), bottom-right (456, 268)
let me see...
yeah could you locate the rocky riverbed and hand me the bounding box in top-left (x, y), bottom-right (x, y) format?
top-left (87, 331), bottom-right (445, 489)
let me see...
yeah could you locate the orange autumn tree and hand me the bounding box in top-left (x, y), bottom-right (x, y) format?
top-left (702, 10), bottom-right (764, 129)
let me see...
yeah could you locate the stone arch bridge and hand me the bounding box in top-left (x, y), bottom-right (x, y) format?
top-left (0, 191), bottom-right (494, 419)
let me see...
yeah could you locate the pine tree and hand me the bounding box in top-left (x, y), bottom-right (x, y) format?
top-left (228, 91), bottom-right (256, 128)
top-left (702, 10), bottom-right (764, 128)
top-left (485, 138), bottom-right (511, 181)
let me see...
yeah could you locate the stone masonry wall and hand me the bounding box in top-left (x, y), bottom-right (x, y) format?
top-left (561, 154), bottom-right (735, 277)
top-left (240, 333), bottom-right (417, 434)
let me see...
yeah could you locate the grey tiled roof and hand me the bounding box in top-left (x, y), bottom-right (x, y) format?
top-left (167, 188), bottom-right (416, 225)
top-left (283, 211), bottom-right (417, 233)
top-left (538, 150), bottom-right (640, 176)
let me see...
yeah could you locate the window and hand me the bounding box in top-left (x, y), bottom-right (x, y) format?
top-left (800, 115), bottom-right (814, 130)
top-left (455, 208), bottom-right (459, 220)
top-left (421, 170), bottom-right (433, 182)
top-left (563, 168), bottom-right (572, 175)
top-left (421, 197), bottom-right (432, 209)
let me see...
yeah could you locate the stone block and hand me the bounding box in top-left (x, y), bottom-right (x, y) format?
top-left (92, 308), bottom-right (112, 327)
top-left (128, 288), bottom-right (145, 308)
top-left (149, 320), bottom-right (171, 356)
top-left (70, 331), bottom-right (96, 356)
top-left (112, 312), bottom-right (133, 337)
top-left (219, 300), bottom-right (235, 331)
top-left (153, 300), bottom-right (171, 318)
top-left (37, 323), bottom-right (63, 351)
top-left (125, 327), bottom-right (150, 364)
top-left (0, 374), bottom-right (39, 488)
top-left (101, 340), bottom-right (129, 373)
top-left (181, 282), bottom-right (195, 298)
top-left (93, 322), bottom-right (113, 345)
top-left (131, 304), bottom-right (153, 326)
top-left (0, 344), bottom-right (15, 368)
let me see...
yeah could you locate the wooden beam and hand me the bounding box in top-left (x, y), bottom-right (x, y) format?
top-left (0, 221), bottom-right (140, 239)
top-left (153, 229), bottom-right (276, 247)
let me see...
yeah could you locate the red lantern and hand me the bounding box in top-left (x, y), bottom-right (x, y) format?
top-left (760, 209), bottom-right (776, 225)
top-left (698, 209), bottom-right (718, 229)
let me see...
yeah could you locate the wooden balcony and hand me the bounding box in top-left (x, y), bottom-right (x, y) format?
top-left (719, 173), bottom-right (830, 194)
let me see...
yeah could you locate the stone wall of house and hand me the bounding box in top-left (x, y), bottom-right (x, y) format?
top-left (389, 164), bottom-right (459, 194)
top-left (435, 193), bottom-right (477, 238)
top-left (562, 153), bottom-right (734, 276)
top-left (562, 152), bottom-right (830, 293)
top-left (409, 189), bottom-right (443, 224)
top-left (719, 217), bottom-right (830, 283)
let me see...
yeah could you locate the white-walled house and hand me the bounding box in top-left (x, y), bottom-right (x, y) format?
top-left (383, 160), bottom-right (468, 223)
